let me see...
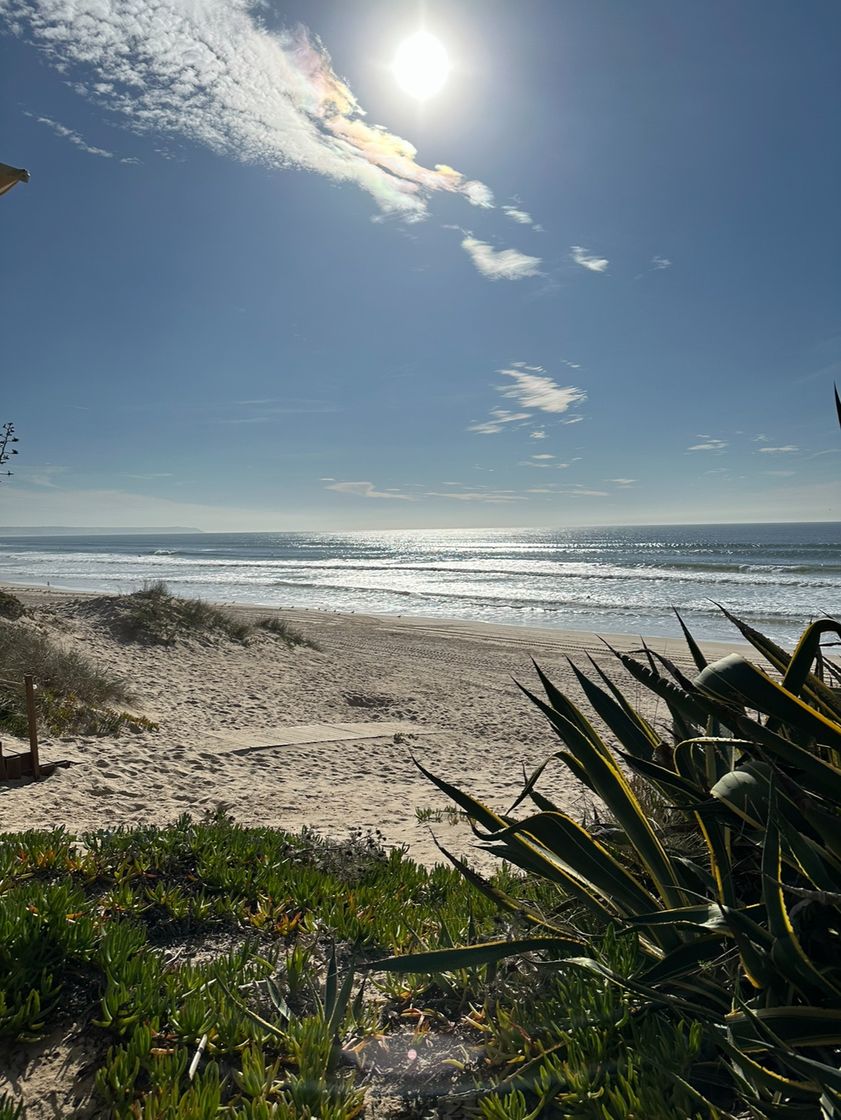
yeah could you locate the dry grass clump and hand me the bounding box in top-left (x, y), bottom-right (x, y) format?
top-left (256, 614), bottom-right (320, 649)
top-left (0, 619), bottom-right (150, 737)
top-left (0, 591), bottom-right (25, 621)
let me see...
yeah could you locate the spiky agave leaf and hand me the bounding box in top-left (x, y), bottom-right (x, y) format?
top-left (516, 678), bottom-right (689, 910)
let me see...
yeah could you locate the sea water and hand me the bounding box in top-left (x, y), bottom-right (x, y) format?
top-left (0, 523), bottom-right (839, 645)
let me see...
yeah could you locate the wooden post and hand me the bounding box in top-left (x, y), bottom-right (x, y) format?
top-left (24, 675), bottom-right (40, 779)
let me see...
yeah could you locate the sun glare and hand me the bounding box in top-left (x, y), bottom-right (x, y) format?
top-left (392, 31), bottom-right (450, 100)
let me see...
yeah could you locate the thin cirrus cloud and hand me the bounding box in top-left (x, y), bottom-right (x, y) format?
top-left (518, 459), bottom-right (571, 469)
top-left (502, 204), bottom-right (541, 230)
top-left (461, 238), bottom-right (542, 281)
top-left (758, 445), bottom-right (799, 454)
top-left (688, 438), bottom-right (728, 452)
top-left (503, 206), bottom-right (533, 224)
top-left (570, 246), bottom-right (609, 272)
top-left (467, 409), bottom-right (531, 435)
top-left (500, 367), bottom-right (586, 414)
top-left (651, 256), bottom-right (671, 270)
top-left (24, 111), bottom-right (137, 162)
top-left (606, 478), bottom-right (636, 486)
top-left (426, 488), bottom-right (526, 503)
top-left (6, 0), bottom-right (497, 225)
top-left (325, 481), bottom-right (411, 500)
top-left (469, 364), bottom-right (586, 442)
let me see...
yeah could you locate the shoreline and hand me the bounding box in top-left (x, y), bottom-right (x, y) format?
top-left (0, 582), bottom-right (749, 864)
top-left (0, 577), bottom-right (752, 660)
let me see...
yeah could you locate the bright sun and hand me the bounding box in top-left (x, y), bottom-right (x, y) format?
top-left (392, 31), bottom-right (450, 100)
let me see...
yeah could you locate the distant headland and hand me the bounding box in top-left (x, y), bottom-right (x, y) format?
top-left (0, 527), bottom-right (204, 536)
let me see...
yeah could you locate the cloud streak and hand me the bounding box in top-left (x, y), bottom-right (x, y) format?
top-left (24, 111), bottom-right (136, 161)
top-left (326, 480), bottom-right (411, 500)
top-left (500, 368), bottom-right (586, 414)
top-left (688, 439), bottom-right (728, 452)
top-left (570, 245), bottom-right (609, 272)
top-left (6, 0), bottom-right (493, 221)
top-left (467, 409), bottom-right (531, 435)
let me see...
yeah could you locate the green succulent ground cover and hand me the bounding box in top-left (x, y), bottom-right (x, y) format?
top-left (0, 814), bottom-right (707, 1120)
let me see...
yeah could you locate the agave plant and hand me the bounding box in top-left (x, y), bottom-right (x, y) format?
top-left (375, 611), bottom-right (841, 1118)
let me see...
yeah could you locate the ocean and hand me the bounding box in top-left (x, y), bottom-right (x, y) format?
top-left (0, 523), bottom-right (839, 646)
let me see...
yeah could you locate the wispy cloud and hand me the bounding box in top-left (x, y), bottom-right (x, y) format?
top-left (503, 206), bottom-right (533, 224)
top-left (25, 111), bottom-right (137, 161)
top-left (688, 438), bottom-right (728, 452)
top-left (570, 246), bottom-right (608, 273)
top-left (606, 478), bottom-right (636, 486)
top-left (752, 434), bottom-right (769, 442)
top-left (758, 445), bottom-right (799, 454)
top-left (326, 480), bottom-right (411, 500)
top-left (426, 488), bottom-right (525, 503)
top-left (461, 237), bottom-right (542, 280)
top-left (8, 1), bottom-right (493, 222)
top-left (529, 429), bottom-right (547, 440)
top-left (651, 255), bottom-right (671, 270)
top-left (467, 408), bottom-right (531, 435)
top-left (18, 464), bottom-right (66, 488)
top-left (500, 368), bottom-right (586, 414)
top-left (529, 484), bottom-right (609, 498)
top-left (518, 458), bottom-right (571, 469)
top-left (762, 470), bottom-right (796, 477)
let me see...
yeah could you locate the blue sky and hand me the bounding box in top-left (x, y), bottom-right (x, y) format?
top-left (1, 0), bottom-right (840, 530)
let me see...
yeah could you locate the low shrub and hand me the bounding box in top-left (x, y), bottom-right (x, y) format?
top-left (0, 591), bottom-right (25, 621)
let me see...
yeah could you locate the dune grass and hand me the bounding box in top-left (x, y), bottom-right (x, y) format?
top-left (255, 614), bottom-right (319, 649)
top-left (0, 619), bottom-right (151, 737)
top-left (112, 583), bottom-right (319, 650)
top-left (0, 591), bottom-right (25, 621)
top-left (114, 581), bottom-right (252, 645)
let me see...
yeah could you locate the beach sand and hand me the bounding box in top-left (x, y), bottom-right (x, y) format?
top-left (0, 585), bottom-right (747, 865)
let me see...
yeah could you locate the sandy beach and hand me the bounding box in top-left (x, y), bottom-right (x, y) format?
top-left (0, 584), bottom-right (747, 865)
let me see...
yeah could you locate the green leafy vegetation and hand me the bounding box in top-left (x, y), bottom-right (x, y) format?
top-left (0, 814), bottom-right (705, 1118)
top-left (0, 619), bottom-right (152, 737)
top-left (387, 610), bottom-right (841, 1117)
